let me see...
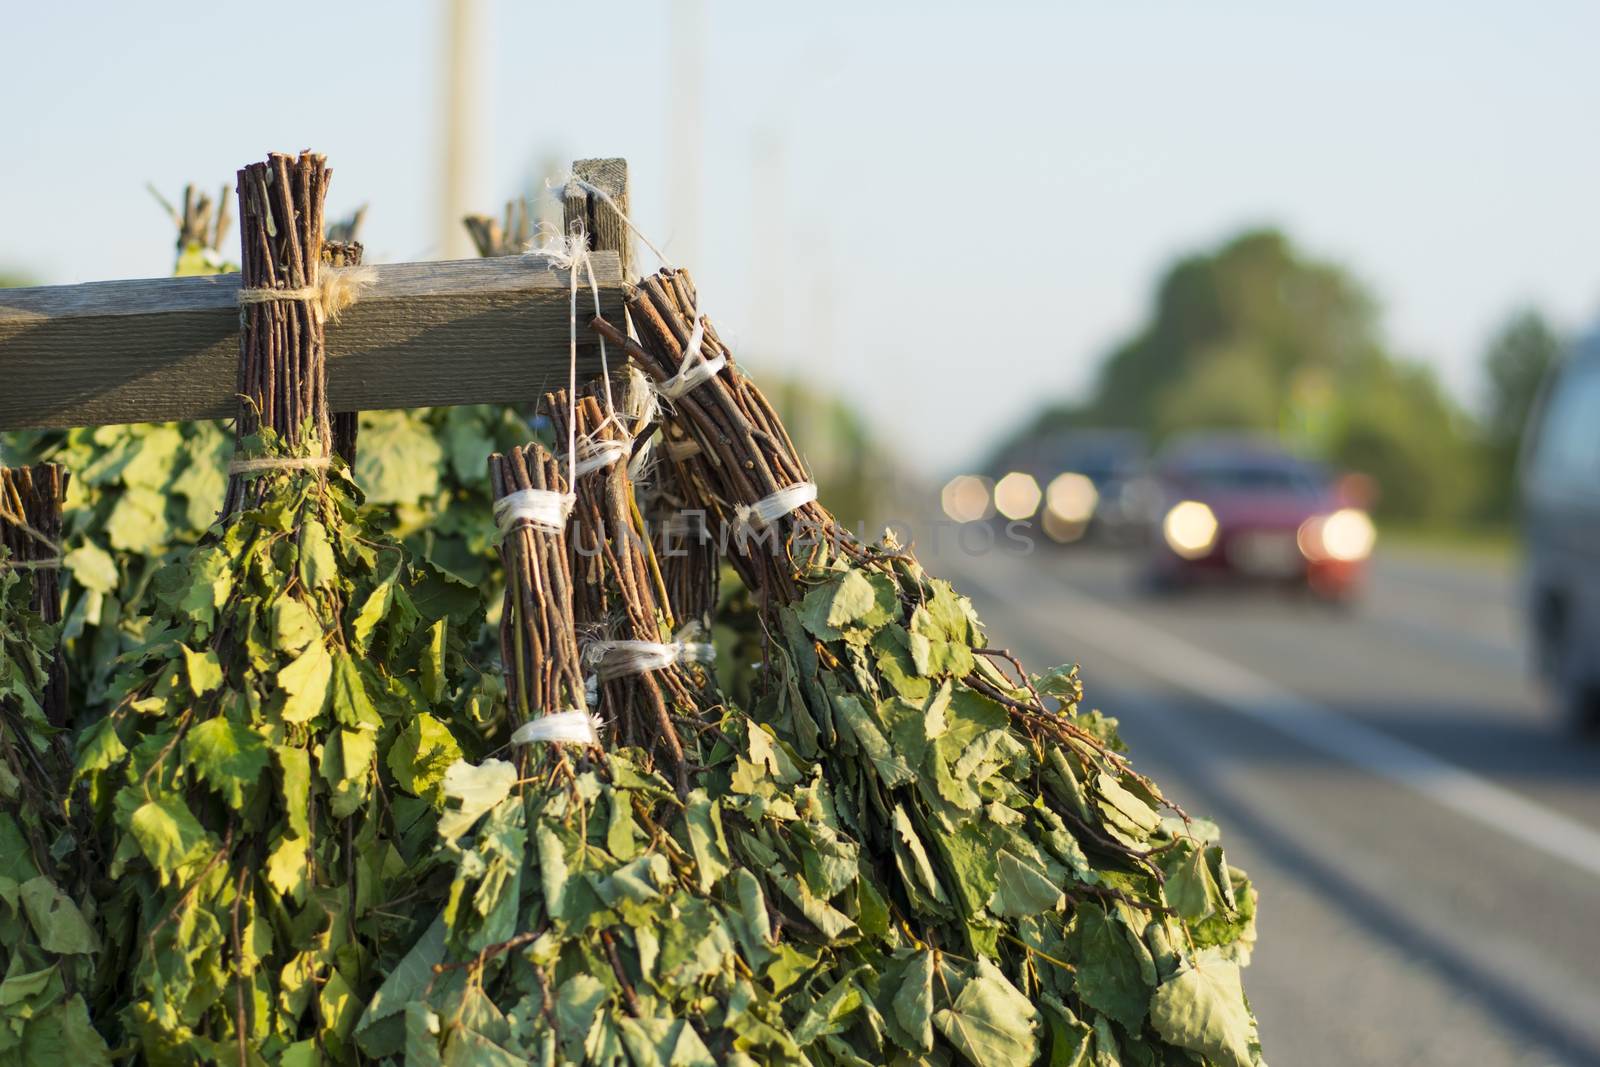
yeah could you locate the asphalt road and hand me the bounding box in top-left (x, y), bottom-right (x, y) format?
top-left (924, 534), bottom-right (1600, 1067)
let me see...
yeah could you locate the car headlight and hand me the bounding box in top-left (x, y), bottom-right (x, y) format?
top-left (1045, 472), bottom-right (1098, 524)
top-left (1162, 500), bottom-right (1217, 559)
top-left (993, 471), bottom-right (1042, 520)
top-left (1305, 507), bottom-right (1375, 562)
top-left (940, 475), bottom-right (992, 523)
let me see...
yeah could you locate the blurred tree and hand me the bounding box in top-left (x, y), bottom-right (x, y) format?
top-left (1001, 228), bottom-right (1484, 524)
top-left (1330, 359), bottom-right (1477, 523)
top-left (1094, 230), bottom-right (1383, 433)
top-left (1479, 308), bottom-right (1561, 519)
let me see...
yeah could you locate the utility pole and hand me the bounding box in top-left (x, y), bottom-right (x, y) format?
top-left (440, 0), bottom-right (484, 260)
top-left (668, 0), bottom-right (705, 265)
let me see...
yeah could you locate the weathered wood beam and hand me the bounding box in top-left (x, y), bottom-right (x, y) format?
top-left (0, 252), bottom-right (624, 431)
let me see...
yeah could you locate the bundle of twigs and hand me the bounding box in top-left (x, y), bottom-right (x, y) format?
top-left (0, 463), bottom-right (69, 727)
top-left (488, 442), bottom-right (588, 734)
top-left (224, 151), bottom-right (333, 516)
top-left (150, 181), bottom-right (233, 262)
top-left (463, 198), bottom-right (533, 257)
top-left (545, 388), bottom-right (701, 793)
top-left (592, 268), bottom-right (864, 603)
top-left (595, 267), bottom-right (1267, 1067)
top-left (645, 423), bottom-right (722, 628)
top-left (322, 240), bottom-right (364, 466)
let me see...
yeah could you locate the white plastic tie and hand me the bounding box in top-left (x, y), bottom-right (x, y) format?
top-left (510, 711), bottom-right (602, 746)
top-left (736, 482), bottom-right (818, 532)
top-left (494, 488), bottom-right (574, 535)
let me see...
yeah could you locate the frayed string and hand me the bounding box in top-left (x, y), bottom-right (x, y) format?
top-left (236, 264), bottom-right (375, 324)
top-left (583, 626), bottom-right (715, 682)
top-left (494, 488), bottom-right (574, 536)
top-left (736, 482), bottom-right (818, 532)
top-left (510, 711), bottom-right (602, 746)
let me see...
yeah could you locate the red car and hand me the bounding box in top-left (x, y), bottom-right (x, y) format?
top-left (1145, 438), bottom-right (1375, 599)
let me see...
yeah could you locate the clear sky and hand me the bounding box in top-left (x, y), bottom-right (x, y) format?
top-left (4, 1), bottom-right (1598, 474)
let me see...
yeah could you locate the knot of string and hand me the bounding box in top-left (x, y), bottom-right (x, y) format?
top-left (493, 487), bottom-right (574, 537)
top-left (567, 437), bottom-right (630, 480)
top-left (523, 229), bottom-right (618, 485)
top-left (582, 625), bottom-right (716, 682)
top-left (736, 482), bottom-right (819, 532)
top-left (236, 264), bottom-right (376, 324)
top-left (560, 175), bottom-right (719, 402)
top-left (510, 710), bottom-right (602, 746)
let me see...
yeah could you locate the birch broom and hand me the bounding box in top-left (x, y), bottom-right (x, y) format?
top-left (74, 153), bottom-right (486, 1064)
top-left (0, 464), bottom-right (112, 1064)
top-left (594, 270), bottom-right (1266, 1067)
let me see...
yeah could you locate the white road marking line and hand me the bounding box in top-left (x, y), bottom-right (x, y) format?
top-left (961, 560), bottom-right (1600, 881)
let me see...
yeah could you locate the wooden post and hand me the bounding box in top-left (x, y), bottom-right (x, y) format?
top-left (0, 254), bottom-right (624, 432)
top-left (564, 159), bottom-right (635, 280)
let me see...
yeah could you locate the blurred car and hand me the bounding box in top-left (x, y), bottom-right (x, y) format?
top-left (1521, 333), bottom-right (1600, 730)
top-left (1145, 436), bottom-right (1374, 599)
top-left (983, 429), bottom-right (1152, 544)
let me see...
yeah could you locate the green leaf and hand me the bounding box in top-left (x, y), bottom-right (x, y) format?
top-left (555, 973), bottom-right (607, 1060)
top-left (276, 745), bottom-right (312, 840)
top-left (74, 716), bottom-right (127, 776)
top-left (1160, 840), bottom-right (1224, 923)
top-left (616, 1016), bottom-right (717, 1067)
top-left (355, 411), bottom-right (443, 505)
top-left (105, 485), bottom-right (171, 554)
top-left (331, 651), bottom-right (380, 730)
top-left (826, 570), bottom-right (878, 628)
top-left (299, 519), bottom-right (338, 589)
top-left (265, 836), bottom-right (309, 901)
top-left (387, 714), bottom-right (462, 803)
top-left (352, 562), bottom-right (400, 653)
top-left (1149, 950), bottom-right (1255, 1067)
top-left (932, 958), bottom-right (1038, 1067)
top-left (180, 644), bottom-right (223, 696)
top-left (182, 717), bottom-right (271, 809)
top-left (682, 790), bottom-right (731, 892)
top-left (1068, 904), bottom-right (1152, 1032)
top-left (833, 693), bottom-right (916, 788)
top-left (278, 640), bottom-right (332, 724)
top-left (793, 973), bottom-right (864, 1046)
top-left (62, 543), bottom-right (117, 595)
top-left (989, 849), bottom-right (1066, 917)
top-left (891, 951), bottom-right (935, 1052)
top-left (420, 618), bottom-right (447, 703)
top-left (128, 796), bottom-right (209, 883)
top-left (359, 915), bottom-right (446, 1033)
top-left (438, 760), bottom-right (517, 844)
top-left (271, 597), bottom-right (319, 653)
top-left (19, 877), bottom-right (98, 954)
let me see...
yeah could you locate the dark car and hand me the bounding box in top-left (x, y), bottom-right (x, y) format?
top-left (1145, 436), bottom-right (1373, 599)
top-left (986, 429), bottom-right (1152, 544)
top-left (1521, 333), bottom-right (1600, 730)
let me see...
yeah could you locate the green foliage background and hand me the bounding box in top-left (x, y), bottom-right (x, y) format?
top-left (1003, 228), bottom-right (1564, 529)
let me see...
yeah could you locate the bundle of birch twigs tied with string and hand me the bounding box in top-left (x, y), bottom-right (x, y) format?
top-left (4, 150), bottom-right (1266, 1067)
top-left (380, 191), bottom-right (1269, 1063)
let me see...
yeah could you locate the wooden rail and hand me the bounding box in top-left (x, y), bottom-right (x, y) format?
top-left (0, 252), bottom-right (624, 431)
